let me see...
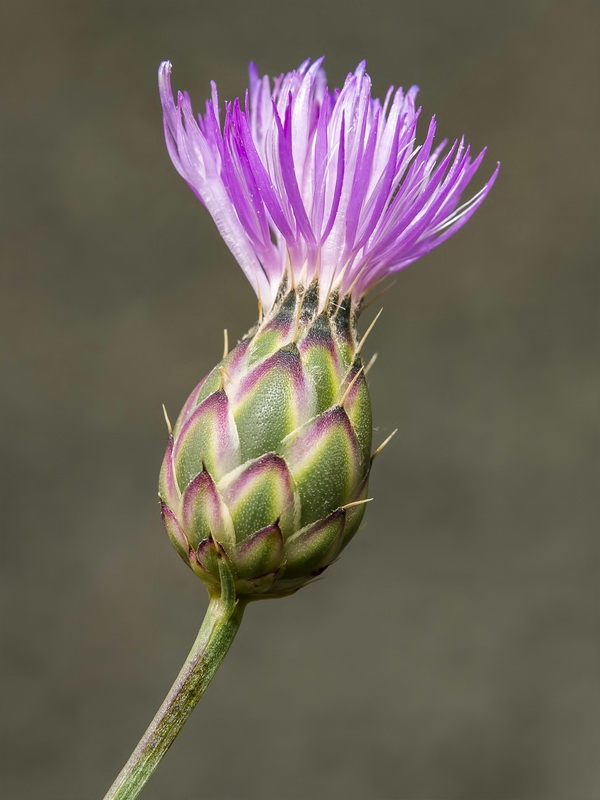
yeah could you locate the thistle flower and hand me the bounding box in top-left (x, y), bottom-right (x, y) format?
top-left (104, 58), bottom-right (497, 800)
top-left (157, 58), bottom-right (498, 599)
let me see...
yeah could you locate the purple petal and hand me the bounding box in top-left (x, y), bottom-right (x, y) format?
top-left (159, 59), bottom-right (498, 309)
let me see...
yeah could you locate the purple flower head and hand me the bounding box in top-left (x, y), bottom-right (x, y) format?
top-left (159, 58), bottom-right (498, 312)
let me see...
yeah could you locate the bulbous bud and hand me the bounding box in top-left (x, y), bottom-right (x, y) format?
top-left (159, 282), bottom-right (373, 598)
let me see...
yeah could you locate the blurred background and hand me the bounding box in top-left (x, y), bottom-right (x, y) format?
top-left (1, 1), bottom-right (598, 798)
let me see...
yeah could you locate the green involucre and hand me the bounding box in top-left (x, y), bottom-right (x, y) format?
top-left (159, 282), bottom-right (375, 598)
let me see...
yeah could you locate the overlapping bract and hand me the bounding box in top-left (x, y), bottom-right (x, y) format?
top-left (159, 286), bottom-right (372, 598)
top-left (159, 58), bottom-right (498, 312)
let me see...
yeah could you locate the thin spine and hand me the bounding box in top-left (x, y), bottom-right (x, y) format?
top-left (218, 366), bottom-right (232, 391)
top-left (339, 364), bottom-right (365, 408)
top-left (222, 329), bottom-right (229, 359)
top-left (341, 497), bottom-right (374, 510)
top-left (361, 278), bottom-right (398, 311)
top-left (162, 404), bottom-right (173, 435)
top-left (371, 428), bottom-right (398, 461)
top-left (355, 307), bottom-right (383, 355)
top-left (364, 352), bottom-right (378, 376)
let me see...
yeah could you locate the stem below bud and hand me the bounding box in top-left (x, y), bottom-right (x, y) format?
top-left (103, 591), bottom-right (246, 799)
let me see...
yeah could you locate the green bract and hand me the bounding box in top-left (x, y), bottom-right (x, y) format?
top-left (159, 282), bottom-right (374, 598)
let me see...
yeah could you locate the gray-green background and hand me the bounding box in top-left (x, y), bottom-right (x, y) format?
top-left (1, 1), bottom-right (598, 798)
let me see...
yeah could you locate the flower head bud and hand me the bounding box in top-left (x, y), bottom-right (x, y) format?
top-left (158, 58), bottom-right (498, 598)
top-left (160, 284), bottom-right (371, 597)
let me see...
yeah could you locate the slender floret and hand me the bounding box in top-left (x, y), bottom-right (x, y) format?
top-left (159, 58), bottom-right (498, 311)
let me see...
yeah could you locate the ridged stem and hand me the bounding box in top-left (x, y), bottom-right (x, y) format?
top-left (103, 583), bottom-right (246, 800)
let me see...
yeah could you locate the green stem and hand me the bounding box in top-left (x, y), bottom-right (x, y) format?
top-left (103, 587), bottom-right (246, 800)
